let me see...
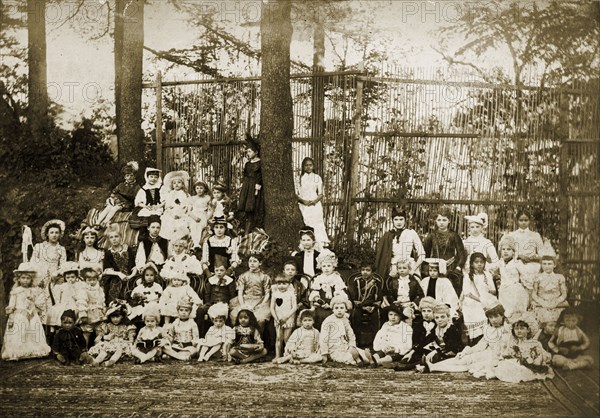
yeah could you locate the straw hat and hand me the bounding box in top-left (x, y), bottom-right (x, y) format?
top-left (41, 219), bottom-right (66, 241)
top-left (163, 170), bottom-right (190, 193)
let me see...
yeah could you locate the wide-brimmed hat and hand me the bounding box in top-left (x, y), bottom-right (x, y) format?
top-left (163, 170), bottom-right (190, 193)
top-left (465, 212), bottom-right (488, 228)
top-left (161, 265), bottom-right (189, 283)
top-left (58, 261), bottom-right (80, 277)
top-left (41, 219), bottom-right (66, 241)
top-left (316, 248), bottom-right (338, 269)
top-left (419, 296), bottom-right (438, 311)
top-left (106, 300), bottom-right (128, 319)
top-left (121, 161), bottom-right (139, 175)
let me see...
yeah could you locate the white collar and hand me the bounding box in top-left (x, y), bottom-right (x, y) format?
top-left (208, 275), bottom-right (233, 285)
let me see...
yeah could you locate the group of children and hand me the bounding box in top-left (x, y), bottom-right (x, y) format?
top-left (0, 154), bottom-right (594, 383)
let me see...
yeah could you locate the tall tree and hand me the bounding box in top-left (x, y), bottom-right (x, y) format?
top-left (260, 0), bottom-right (303, 247)
top-left (115, 0), bottom-right (144, 164)
top-left (27, 0), bottom-right (48, 141)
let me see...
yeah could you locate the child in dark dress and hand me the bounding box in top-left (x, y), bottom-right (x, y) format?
top-left (238, 133), bottom-right (264, 236)
top-left (96, 161), bottom-right (141, 227)
top-left (51, 310), bottom-right (93, 365)
top-left (196, 258), bottom-right (236, 336)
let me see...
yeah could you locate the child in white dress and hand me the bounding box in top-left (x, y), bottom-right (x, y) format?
top-left (188, 180), bottom-right (213, 249)
top-left (531, 255), bottom-right (569, 324)
top-left (46, 262), bottom-right (83, 332)
top-left (310, 249), bottom-right (348, 329)
top-left (129, 262), bottom-right (163, 322)
top-left (160, 170), bottom-right (191, 241)
top-left (198, 302), bottom-right (234, 362)
top-left (496, 236), bottom-right (529, 317)
top-left (270, 275), bottom-right (297, 361)
top-left (275, 309), bottom-right (321, 364)
top-left (296, 157), bottom-right (329, 247)
top-left (159, 268), bottom-right (202, 324)
top-left (365, 305), bottom-right (413, 367)
top-left (162, 296), bottom-right (201, 361)
top-left (89, 301), bottom-right (136, 366)
top-left (76, 267), bottom-right (106, 346)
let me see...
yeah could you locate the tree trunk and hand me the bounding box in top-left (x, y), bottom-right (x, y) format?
top-left (260, 0), bottom-right (303, 248)
top-left (311, 18), bottom-right (325, 173)
top-left (115, 0), bottom-right (144, 164)
top-left (114, 0), bottom-right (125, 143)
top-left (27, 0), bottom-right (48, 142)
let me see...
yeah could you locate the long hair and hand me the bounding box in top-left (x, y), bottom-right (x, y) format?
top-left (300, 157), bottom-right (316, 175)
top-left (235, 309), bottom-right (260, 331)
top-left (468, 252), bottom-right (487, 284)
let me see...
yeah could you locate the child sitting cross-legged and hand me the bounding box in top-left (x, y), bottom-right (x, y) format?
top-left (364, 305), bottom-right (413, 368)
top-left (131, 305), bottom-right (167, 364)
top-left (549, 308), bottom-right (594, 371)
top-left (51, 309), bottom-right (93, 365)
top-left (89, 301), bottom-right (136, 367)
top-left (197, 302), bottom-right (234, 362)
top-left (162, 296), bottom-right (201, 361)
top-left (274, 309), bottom-right (321, 364)
top-left (229, 309), bottom-right (268, 364)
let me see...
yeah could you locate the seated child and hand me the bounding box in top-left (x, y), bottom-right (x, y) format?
top-left (292, 226), bottom-right (320, 278)
top-left (198, 302), bottom-right (234, 362)
top-left (535, 321), bottom-right (557, 353)
top-left (134, 215), bottom-right (169, 272)
top-left (77, 267), bottom-right (107, 346)
top-left (309, 249), bottom-right (348, 329)
top-left (383, 259), bottom-right (424, 310)
top-left (348, 262), bottom-right (384, 348)
top-left (159, 268), bottom-right (202, 325)
top-left (427, 301), bottom-right (510, 378)
top-left (419, 258), bottom-right (459, 316)
top-left (229, 309), bottom-right (268, 364)
top-left (51, 309), bottom-right (93, 365)
top-left (131, 305), bottom-right (167, 364)
top-left (415, 304), bottom-right (464, 372)
top-left (46, 261), bottom-right (83, 333)
top-left (201, 216), bottom-right (240, 276)
top-left (319, 295), bottom-right (369, 365)
top-left (549, 308), bottom-right (594, 370)
top-left (275, 309), bottom-right (321, 364)
top-left (365, 305), bottom-right (412, 367)
top-left (271, 275), bottom-right (298, 361)
top-left (196, 259), bottom-right (236, 336)
top-left (89, 301), bottom-right (136, 366)
top-left (128, 262), bottom-right (163, 324)
top-left (531, 255), bottom-right (569, 324)
top-left (493, 318), bottom-right (554, 382)
top-left (134, 167), bottom-right (164, 218)
top-left (188, 180), bottom-right (213, 250)
top-left (162, 296), bottom-right (201, 361)
top-left (159, 170), bottom-right (191, 241)
top-left (96, 161), bottom-right (140, 227)
top-left (394, 296), bottom-right (438, 370)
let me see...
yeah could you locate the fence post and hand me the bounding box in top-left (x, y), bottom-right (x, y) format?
top-left (558, 136), bottom-right (569, 267)
top-left (155, 71), bottom-right (163, 171)
top-left (346, 65), bottom-right (365, 244)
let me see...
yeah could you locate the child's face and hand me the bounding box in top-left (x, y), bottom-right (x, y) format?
top-left (85, 274), bottom-right (99, 287)
top-left (171, 278), bottom-right (184, 287)
top-left (434, 312), bottom-right (449, 328)
top-left (18, 274), bottom-right (33, 287)
top-left (300, 234), bottom-right (315, 250)
top-left (392, 216), bottom-right (406, 229)
top-left (543, 321), bottom-right (557, 334)
top-left (321, 261), bottom-right (335, 274)
top-left (488, 313), bottom-right (504, 327)
top-left (275, 281), bottom-right (290, 292)
top-left (214, 266), bottom-right (227, 278)
top-left (435, 215), bottom-right (450, 231)
top-left (563, 315), bottom-right (579, 329)
top-left (195, 184), bottom-right (207, 195)
top-left (468, 222), bottom-right (483, 237)
top-left (303, 159), bottom-right (314, 173)
top-left (428, 266), bottom-right (439, 279)
top-left (47, 227), bottom-right (61, 243)
top-left (396, 263), bottom-right (410, 276)
top-left (61, 316), bottom-right (75, 331)
top-left (283, 264), bottom-right (297, 278)
top-left (246, 148), bottom-right (258, 159)
top-left (177, 306), bottom-right (192, 320)
top-left (332, 303), bottom-right (347, 318)
top-left (148, 222), bottom-right (161, 237)
top-left (514, 324), bottom-right (529, 339)
top-left (110, 313), bottom-right (123, 325)
top-left (421, 307), bottom-right (434, 321)
top-left (213, 189), bottom-right (224, 200)
top-left (172, 178), bottom-right (184, 190)
top-left (147, 174), bottom-right (159, 185)
top-left (65, 272), bottom-right (78, 284)
top-left (144, 316), bottom-right (158, 328)
top-left (248, 257), bottom-right (261, 271)
top-left (517, 214), bottom-right (530, 229)
top-left (500, 245), bottom-right (515, 261)
top-left (212, 316), bottom-right (226, 327)
top-left (172, 240), bottom-right (187, 254)
top-left (83, 233), bottom-right (96, 247)
top-left (301, 317), bottom-right (314, 329)
top-left (541, 259), bottom-right (555, 274)
top-left (213, 224), bottom-right (226, 237)
top-left (108, 231), bottom-right (121, 246)
top-left (238, 312), bottom-right (250, 327)
top-left (361, 267), bottom-right (373, 279)
top-left (388, 311), bottom-right (401, 325)
top-left (124, 173), bottom-right (135, 183)
top-left (472, 258), bottom-right (485, 273)
top-left (143, 270), bottom-right (156, 285)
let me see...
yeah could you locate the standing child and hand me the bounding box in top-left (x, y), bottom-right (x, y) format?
top-left (46, 262), bottom-right (83, 334)
top-left (162, 296), bottom-right (201, 361)
top-left (159, 170), bottom-right (191, 241)
top-left (549, 308), bottom-right (594, 370)
top-left (292, 227), bottom-right (320, 278)
top-left (275, 309), bottom-right (321, 364)
top-left (462, 213), bottom-right (499, 272)
top-left (296, 157), bottom-right (329, 248)
top-left (238, 133), bottom-right (264, 236)
top-left (198, 302), bottom-right (234, 362)
top-left (309, 249), bottom-right (348, 329)
top-left (365, 305), bottom-right (413, 368)
top-left (128, 262), bottom-right (163, 324)
top-left (159, 268), bottom-right (202, 325)
top-left (419, 258), bottom-right (459, 316)
top-left (496, 236), bottom-right (529, 317)
top-left (416, 304), bottom-right (464, 372)
top-left (76, 267), bottom-right (107, 346)
top-left (531, 255), bottom-right (569, 324)
top-left (134, 167), bottom-right (164, 219)
top-left (131, 305), bottom-right (167, 364)
top-left (51, 309), bottom-right (93, 365)
top-left (211, 181), bottom-right (234, 221)
top-left (201, 216), bottom-right (240, 276)
top-left (188, 180), bottom-right (213, 250)
top-left (77, 225), bottom-right (104, 273)
top-left (270, 275), bottom-right (298, 362)
top-left (96, 161), bottom-right (141, 227)
top-left (279, 260), bottom-right (311, 311)
top-left (229, 254), bottom-right (271, 330)
top-left (1, 262), bottom-right (51, 361)
top-left (229, 309), bottom-right (268, 364)
top-left (348, 262), bottom-right (384, 348)
top-left (320, 296), bottom-right (368, 365)
top-left (89, 301), bottom-right (136, 366)
top-left (460, 252), bottom-right (497, 345)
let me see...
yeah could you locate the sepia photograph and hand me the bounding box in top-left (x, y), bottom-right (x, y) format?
top-left (0, 0), bottom-right (598, 416)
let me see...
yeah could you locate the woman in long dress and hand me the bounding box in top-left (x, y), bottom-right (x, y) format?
top-left (296, 157), bottom-right (329, 248)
